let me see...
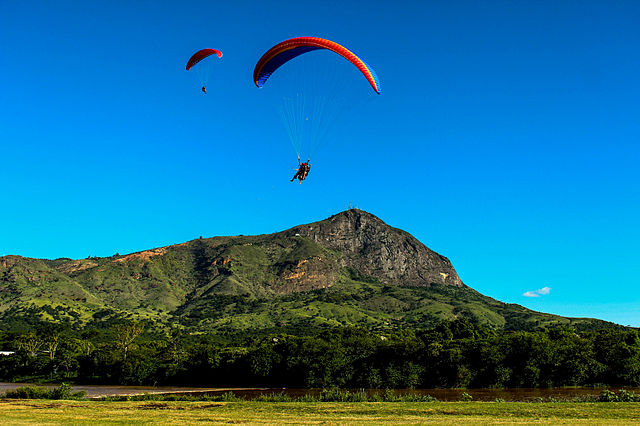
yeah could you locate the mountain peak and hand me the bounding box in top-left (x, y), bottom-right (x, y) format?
top-left (326, 208), bottom-right (385, 226)
top-left (282, 209), bottom-right (464, 288)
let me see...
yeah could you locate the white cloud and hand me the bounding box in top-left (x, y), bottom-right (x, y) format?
top-left (523, 286), bottom-right (552, 298)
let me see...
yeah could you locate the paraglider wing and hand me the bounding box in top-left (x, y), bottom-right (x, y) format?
top-left (186, 48), bottom-right (223, 71)
top-left (253, 37), bottom-right (381, 94)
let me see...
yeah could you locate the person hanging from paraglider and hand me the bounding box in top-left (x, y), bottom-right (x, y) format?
top-left (253, 37), bottom-right (381, 186)
top-left (186, 48), bottom-right (222, 94)
top-left (291, 157), bottom-right (311, 183)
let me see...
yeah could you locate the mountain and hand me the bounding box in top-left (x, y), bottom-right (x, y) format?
top-left (0, 209), bottom-right (620, 332)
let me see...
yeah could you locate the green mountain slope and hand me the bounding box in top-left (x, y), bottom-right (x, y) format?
top-left (0, 210), bottom-right (621, 332)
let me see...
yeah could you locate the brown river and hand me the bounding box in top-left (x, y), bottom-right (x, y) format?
top-left (1, 383), bottom-right (636, 401)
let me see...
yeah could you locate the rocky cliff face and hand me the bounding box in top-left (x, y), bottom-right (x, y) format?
top-left (282, 209), bottom-right (464, 288)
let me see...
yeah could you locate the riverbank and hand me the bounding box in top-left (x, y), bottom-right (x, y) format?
top-left (4, 382), bottom-right (637, 401)
top-left (2, 400), bottom-right (640, 424)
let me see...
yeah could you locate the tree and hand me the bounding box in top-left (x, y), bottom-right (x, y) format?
top-left (113, 321), bottom-right (144, 361)
top-left (15, 332), bottom-right (43, 357)
top-left (38, 323), bottom-right (64, 362)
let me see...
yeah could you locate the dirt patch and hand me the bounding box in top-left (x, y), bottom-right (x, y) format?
top-left (194, 404), bottom-right (225, 409)
top-left (113, 242), bottom-right (189, 264)
top-left (114, 248), bottom-right (167, 263)
top-left (140, 403), bottom-right (171, 410)
top-left (23, 402), bottom-right (84, 409)
top-left (56, 260), bottom-right (98, 273)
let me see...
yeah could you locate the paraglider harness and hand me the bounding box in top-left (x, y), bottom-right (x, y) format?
top-left (291, 158), bottom-right (311, 183)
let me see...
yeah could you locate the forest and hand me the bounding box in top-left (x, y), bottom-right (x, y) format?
top-left (1, 311), bottom-right (639, 389)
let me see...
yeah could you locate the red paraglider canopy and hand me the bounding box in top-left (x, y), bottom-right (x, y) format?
top-left (253, 37), bottom-right (380, 94)
top-left (186, 49), bottom-right (223, 71)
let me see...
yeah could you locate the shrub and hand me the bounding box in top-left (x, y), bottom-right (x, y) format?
top-left (616, 389), bottom-right (640, 402)
top-left (4, 386), bottom-right (51, 399)
top-left (3, 383), bottom-right (85, 400)
top-left (598, 389), bottom-right (640, 402)
top-left (320, 388), bottom-right (355, 402)
top-left (460, 392), bottom-right (473, 402)
top-left (599, 389), bottom-right (640, 402)
top-left (255, 392), bottom-right (294, 402)
top-left (599, 389), bottom-right (618, 402)
top-left (219, 391), bottom-right (243, 402)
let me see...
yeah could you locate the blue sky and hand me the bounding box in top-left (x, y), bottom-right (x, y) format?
top-left (1, 1), bottom-right (639, 325)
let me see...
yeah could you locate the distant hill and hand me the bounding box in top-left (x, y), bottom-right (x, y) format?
top-left (0, 209), bottom-right (622, 332)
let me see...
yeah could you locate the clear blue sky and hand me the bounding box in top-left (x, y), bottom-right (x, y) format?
top-left (1, 1), bottom-right (639, 325)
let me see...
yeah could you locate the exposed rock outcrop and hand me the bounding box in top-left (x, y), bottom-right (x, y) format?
top-left (283, 209), bottom-right (464, 288)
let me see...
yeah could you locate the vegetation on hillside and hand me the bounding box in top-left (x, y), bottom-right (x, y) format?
top-left (0, 261), bottom-right (619, 334)
top-left (0, 211), bottom-right (620, 332)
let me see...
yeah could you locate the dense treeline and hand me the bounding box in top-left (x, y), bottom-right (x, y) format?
top-left (1, 318), bottom-right (639, 388)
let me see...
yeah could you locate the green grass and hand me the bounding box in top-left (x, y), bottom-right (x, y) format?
top-left (2, 401), bottom-right (640, 425)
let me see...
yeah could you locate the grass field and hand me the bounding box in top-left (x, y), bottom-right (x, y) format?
top-left (2, 400), bottom-right (640, 425)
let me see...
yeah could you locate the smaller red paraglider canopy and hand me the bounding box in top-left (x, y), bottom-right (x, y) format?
top-left (186, 49), bottom-right (223, 71)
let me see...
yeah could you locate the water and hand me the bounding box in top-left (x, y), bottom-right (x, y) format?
top-left (1, 383), bottom-right (633, 400)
